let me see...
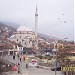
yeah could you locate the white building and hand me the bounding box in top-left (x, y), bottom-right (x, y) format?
top-left (10, 6), bottom-right (38, 50)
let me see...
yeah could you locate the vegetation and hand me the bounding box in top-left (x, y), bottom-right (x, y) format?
top-left (36, 55), bottom-right (53, 60)
top-left (56, 43), bottom-right (75, 66)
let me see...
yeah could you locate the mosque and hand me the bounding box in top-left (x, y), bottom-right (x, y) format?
top-left (10, 6), bottom-right (38, 50)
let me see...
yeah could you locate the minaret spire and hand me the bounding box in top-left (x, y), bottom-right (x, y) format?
top-left (35, 4), bottom-right (38, 15)
top-left (35, 4), bottom-right (38, 38)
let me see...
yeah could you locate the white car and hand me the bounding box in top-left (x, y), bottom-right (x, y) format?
top-left (28, 59), bottom-right (38, 67)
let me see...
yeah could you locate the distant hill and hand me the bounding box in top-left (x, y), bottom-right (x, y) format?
top-left (38, 33), bottom-right (60, 41)
top-left (0, 22), bottom-right (16, 37)
top-left (0, 21), bottom-right (60, 42)
top-left (0, 22), bottom-right (16, 30)
top-left (1, 22), bottom-right (20, 29)
top-left (38, 33), bottom-right (49, 39)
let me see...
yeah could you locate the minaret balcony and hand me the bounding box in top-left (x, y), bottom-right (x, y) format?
top-left (35, 14), bottom-right (38, 16)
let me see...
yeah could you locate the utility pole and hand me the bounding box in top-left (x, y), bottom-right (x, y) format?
top-left (55, 41), bottom-right (58, 75)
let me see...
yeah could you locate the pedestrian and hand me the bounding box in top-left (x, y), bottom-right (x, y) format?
top-left (17, 54), bottom-right (19, 58)
top-left (13, 55), bottom-right (15, 59)
top-left (18, 63), bottom-right (20, 65)
top-left (26, 63), bottom-right (28, 69)
top-left (23, 57), bottom-right (25, 61)
top-left (20, 58), bottom-right (21, 62)
top-left (18, 63), bottom-right (21, 74)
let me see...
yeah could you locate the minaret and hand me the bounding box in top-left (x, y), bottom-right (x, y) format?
top-left (35, 5), bottom-right (38, 38)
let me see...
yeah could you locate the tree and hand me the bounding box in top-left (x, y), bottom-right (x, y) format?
top-left (57, 44), bottom-right (72, 66)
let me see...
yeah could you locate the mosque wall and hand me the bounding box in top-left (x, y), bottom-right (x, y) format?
top-left (10, 31), bottom-right (38, 49)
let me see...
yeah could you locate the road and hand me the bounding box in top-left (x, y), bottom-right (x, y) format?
top-left (3, 55), bottom-right (64, 75)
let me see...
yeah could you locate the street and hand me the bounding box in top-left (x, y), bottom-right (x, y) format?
top-left (4, 67), bottom-right (62, 75)
top-left (21, 68), bottom-right (62, 75)
top-left (3, 55), bottom-right (63, 75)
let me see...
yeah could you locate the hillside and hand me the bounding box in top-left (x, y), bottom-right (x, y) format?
top-left (0, 22), bottom-right (60, 42)
top-left (2, 22), bottom-right (20, 29)
top-left (0, 22), bottom-right (16, 38)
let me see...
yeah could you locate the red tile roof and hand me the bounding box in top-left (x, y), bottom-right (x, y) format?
top-left (0, 43), bottom-right (14, 49)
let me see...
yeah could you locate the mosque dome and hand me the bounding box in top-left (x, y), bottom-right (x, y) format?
top-left (10, 35), bottom-right (15, 39)
top-left (17, 25), bottom-right (33, 32)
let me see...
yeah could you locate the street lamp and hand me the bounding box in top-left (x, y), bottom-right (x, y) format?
top-left (53, 40), bottom-right (62, 75)
top-left (52, 38), bottom-right (68, 75)
top-left (52, 40), bottom-right (59, 75)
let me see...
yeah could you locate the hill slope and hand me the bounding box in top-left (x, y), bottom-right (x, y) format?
top-left (0, 22), bottom-right (60, 41)
top-left (0, 22), bottom-right (16, 37)
top-left (2, 22), bottom-right (20, 29)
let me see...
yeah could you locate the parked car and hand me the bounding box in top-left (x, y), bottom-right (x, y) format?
top-left (28, 59), bottom-right (38, 67)
top-left (12, 66), bottom-right (17, 71)
top-left (51, 67), bottom-right (61, 71)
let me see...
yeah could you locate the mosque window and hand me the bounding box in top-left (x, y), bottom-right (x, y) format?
top-left (22, 39), bottom-right (23, 41)
top-left (32, 44), bottom-right (34, 46)
top-left (17, 39), bottom-right (18, 41)
top-left (19, 42), bottom-right (21, 44)
top-left (20, 36), bottom-right (21, 38)
top-left (32, 40), bottom-right (35, 43)
top-left (15, 46), bottom-right (17, 49)
top-left (22, 41), bottom-right (23, 44)
top-left (21, 48), bottom-right (22, 50)
top-left (29, 41), bottom-right (30, 44)
top-left (25, 42), bottom-right (26, 45)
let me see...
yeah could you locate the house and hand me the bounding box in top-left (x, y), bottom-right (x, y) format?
top-left (8, 41), bottom-right (23, 55)
top-left (0, 38), bottom-right (23, 56)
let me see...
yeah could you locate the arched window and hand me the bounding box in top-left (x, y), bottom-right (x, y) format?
top-left (25, 42), bottom-right (26, 45)
top-left (17, 39), bottom-right (18, 41)
top-left (20, 36), bottom-right (21, 38)
top-left (29, 41), bottom-right (30, 44)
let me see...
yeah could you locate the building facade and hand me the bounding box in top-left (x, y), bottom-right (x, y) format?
top-left (10, 26), bottom-right (37, 49)
top-left (10, 6), bottom-right (38, 50)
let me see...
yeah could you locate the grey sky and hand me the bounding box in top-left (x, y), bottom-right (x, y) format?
top-left (0, 0), bottom-right (74, 41)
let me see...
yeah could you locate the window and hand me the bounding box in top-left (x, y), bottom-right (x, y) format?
top-left (29, 41), bottom-right (30, 44)
top-left (22, 39), bottom-right (24, 41)
top-left (21, 48), bottom-right (22, 50)
top-left (15, 46), bottom-right (17, 49)
top-left (20, 36), bottom-right (21, 38)
top-left (25, 42), bottom-right (26, 45)
top-left (17, 39), bottom-right (18, 41)
top-left (19, 42), bottom-right (21, 44)
top-left (32, 44), bottom-right (34, 46)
